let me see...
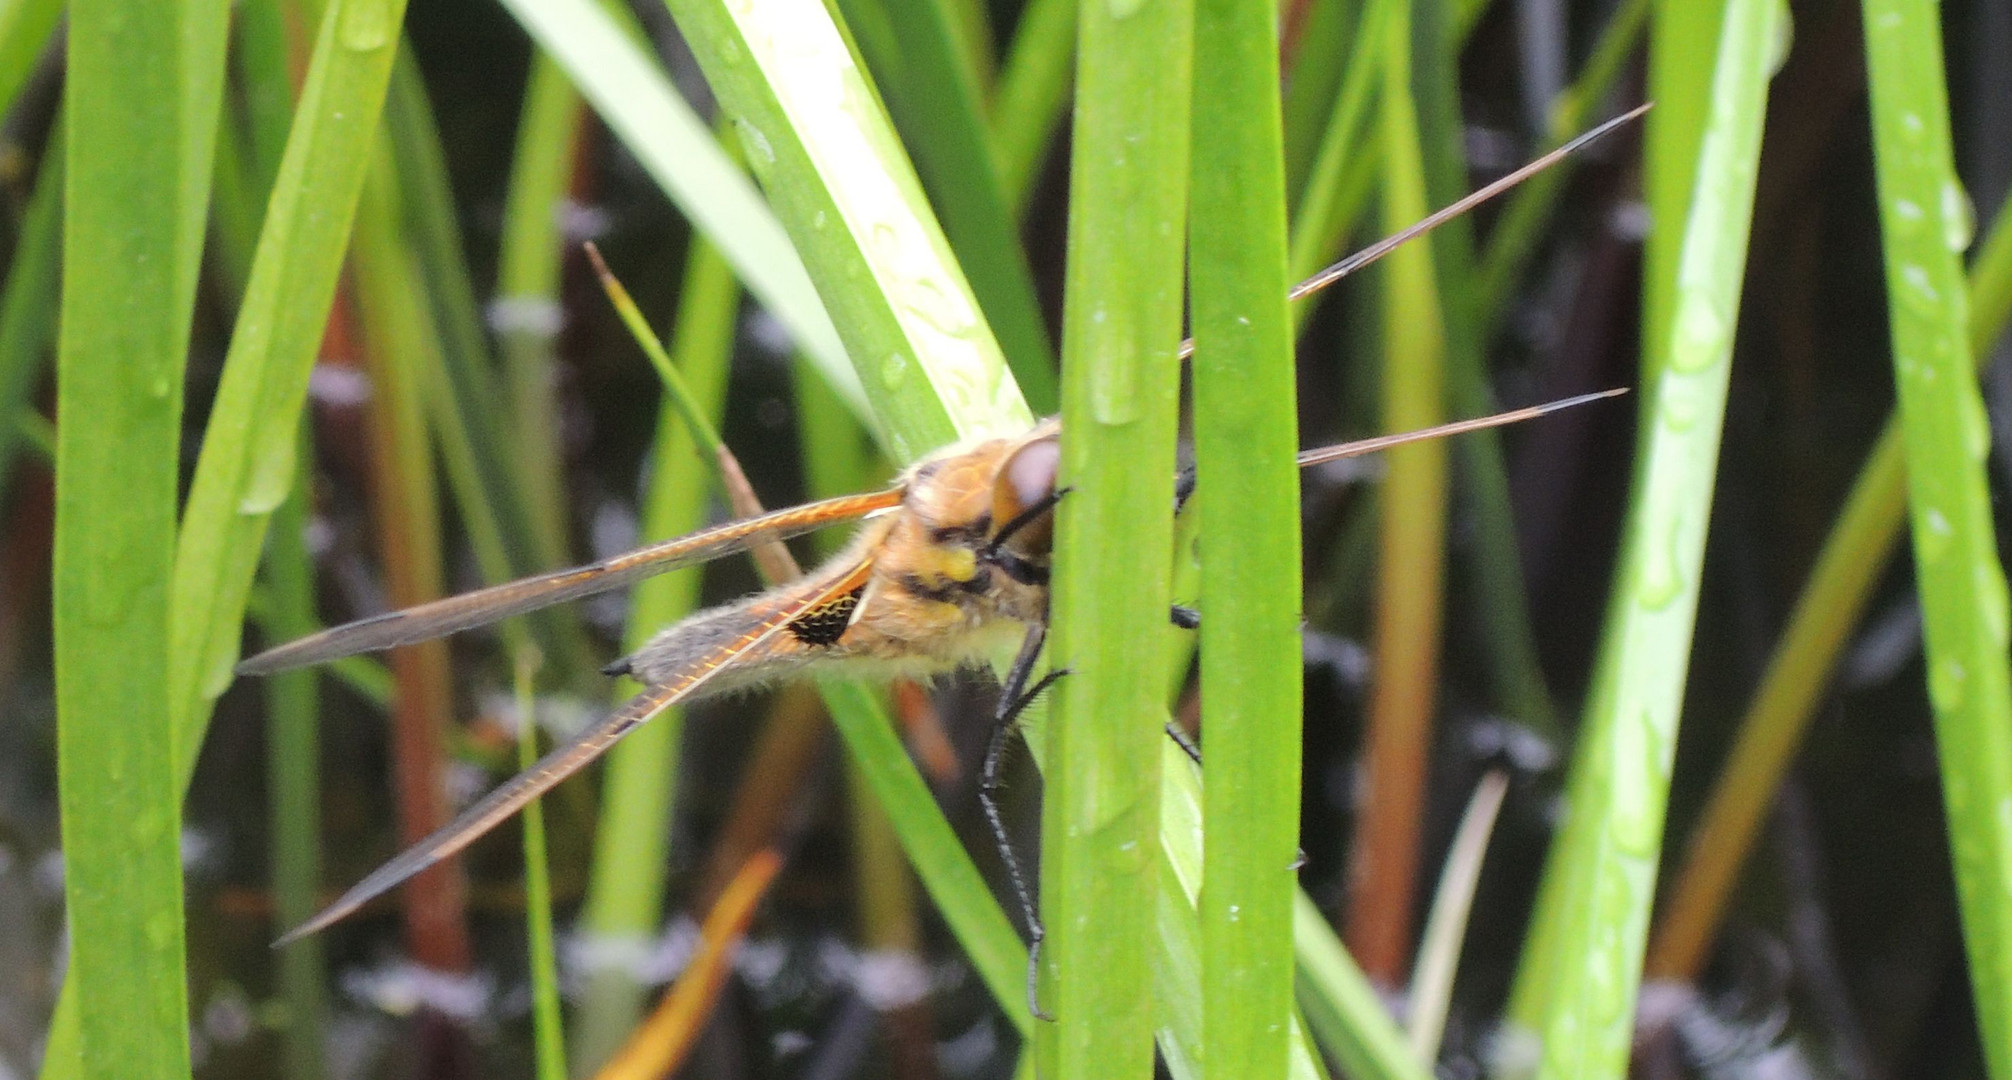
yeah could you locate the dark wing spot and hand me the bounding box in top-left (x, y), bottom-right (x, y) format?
top-left (788, 584), bottom-right (865, 646)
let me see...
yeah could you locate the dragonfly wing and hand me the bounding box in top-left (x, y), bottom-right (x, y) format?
top-left (1293, 389), bottom-right (1628, 467)
top-left (239, 488), bottom-right (903, 675)
top-left (273, 557), bottom-right (878, 946)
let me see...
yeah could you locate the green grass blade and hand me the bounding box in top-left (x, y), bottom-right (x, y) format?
top-left (1505, 0), bottom-right (1725, 1037)
top-left (168, 0), bottom-right (412, 778)
top-left (0, 0), bottom-right (58, 129)
top-left (836, 0), bottom-right (1059, 412)
top-left (1637, 1), bottom-right (1727, 374)
top-left (1503, 0), bottom-right (1777, 1071)
top-left (1037, 0), bottom-right (1189, 1070)
top-left (822, 678), bottom-right (1038, 1032)
top-left (656, 0), bottom-right (1031, 455)
top-left (495, 50), bottom-right (585, 570)
top-left (1188, 0), bottom-right (1300, 1076)
top-left (0, 115), bottom-right (60, 516)
top-left (497, 0), bottom-right (870, 422)
top-left (1287, 0), bottom-right (1393, 288)
top-left (789, 361), bottom-right (1040, 1032)
top-left (1154, 747), bottom-right (1334, 1080)
top-left (988, 0), bottom-right (1074, 216)
top-left (1292, 891), bottom-right (1433, 1080)
top-left (1281, 0), bottom-right (1353, 205)
top-left (51, 0), bottom-right (229, 1076)
top-left (1650, 185), bottom-right (2012, 980)
top-left (208, 0), bottom-right (295, 298)
top-left (1862, 2), bottom-right (2012, 1071)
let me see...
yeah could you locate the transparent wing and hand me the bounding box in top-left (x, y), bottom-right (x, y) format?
top-left (273, 556), bottom-right (877, 946)
top-left (239, 488), bottom-right (903, 675)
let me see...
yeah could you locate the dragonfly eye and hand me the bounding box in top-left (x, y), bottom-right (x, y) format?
top-left (989, 435), bottom-right (1060, 554)
top-left (999, 436), bottom-right (1058, 515)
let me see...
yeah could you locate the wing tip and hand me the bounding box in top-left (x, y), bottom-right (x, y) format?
top-left (271, 911), bottom-right (335, 950)
top-left (235, 653), bottom-right (280, 678)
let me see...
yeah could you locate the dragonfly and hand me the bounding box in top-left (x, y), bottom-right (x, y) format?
top-left (242, 105), bottom-right (1647, 1008)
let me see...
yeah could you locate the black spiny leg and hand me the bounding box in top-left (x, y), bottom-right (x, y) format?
top-left (1162, 719), bottom-right (1308, 871)
top-left (1170, 604), bottom-right (1199, 630)
top-left (981, 624), bottom-right (1066, 1021)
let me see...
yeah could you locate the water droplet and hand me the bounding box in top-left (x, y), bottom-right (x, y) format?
top-left (735, 120), bottom-right (775, 167)
top-left (1960, 390), bottom-right (1992, 460)
top-left (238, 445), bottom-right (296, 515)
top-left (1659, 390), bottom-right (1698, 432)
top-left (1893, 198), bottom-right (1924, 223)
top-left (1607, 719), bottom-right (1664, 855)
top-left (1670, 303), bottom-right (1725, 371)
top-left (880, 352), bottom-right (910, 389)
top-left (1901, 264), bottom-right (1938, 304)
top-left (1942, 180), bottom-right (1976, 252)
top-left (1928, 656), bottom-right (1967, 712)
top-left (1635, 518), bottom-right (1685, 610)
top-left (1918, 507), bottom-right (1953, 564)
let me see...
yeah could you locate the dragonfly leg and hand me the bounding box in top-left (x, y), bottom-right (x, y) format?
top-left (982, 623), bottom-right (1064, 1021)
top-left (1163, 719), bottom-right (1308, 871)
top-left (1164, 720), bottom-right (1202, 766)
top-left (1169, 604), bottom-right (1199, 629)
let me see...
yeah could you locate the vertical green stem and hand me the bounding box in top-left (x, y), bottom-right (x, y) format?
top-left (1504, 0), bottom-right (1775, 1073)
top-left (1038, 0), bottom-right (1190, 1072)
top-left (1189, 1), bottom-right (1300, 1079)
top-left (1862, 0), bottom-right (2012, 1071)
top-left (988, 0), bottom-right (1075, 217)
top-left (495, 52), bottom-right (585, 568)
top-left (52, 0), bottom-right (228, 1076)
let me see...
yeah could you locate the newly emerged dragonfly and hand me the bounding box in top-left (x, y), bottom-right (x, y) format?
top-left (243, 106), bottom-right (1646, 982)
